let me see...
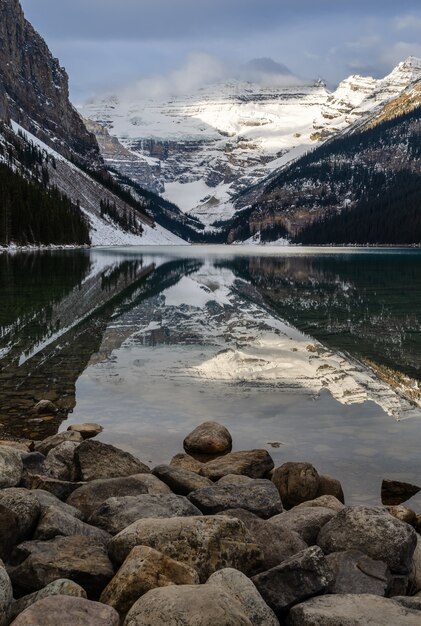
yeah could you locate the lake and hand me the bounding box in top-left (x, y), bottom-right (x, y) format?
top-left (1, 246), bottom-right (421, 507)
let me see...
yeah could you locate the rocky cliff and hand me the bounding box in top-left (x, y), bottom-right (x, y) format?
top-left (0, 0), bottom-right (101, 168)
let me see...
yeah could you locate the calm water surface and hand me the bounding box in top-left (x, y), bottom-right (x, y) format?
top-left (1, 246), bottom-right (421, 506)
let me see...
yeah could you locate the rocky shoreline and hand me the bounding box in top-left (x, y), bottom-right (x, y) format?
top-left (0, 419), bottom-right (420, 624)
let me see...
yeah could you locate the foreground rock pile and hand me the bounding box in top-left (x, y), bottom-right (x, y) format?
top-left (0, 420), bottom-right (421, 624)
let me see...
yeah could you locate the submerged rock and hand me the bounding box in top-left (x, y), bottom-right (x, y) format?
top-left (199, 450), bottom-right (274, 480)
top-left (100, 546), bottom-right (199, 616)
top-left (108, 515), bottom-right (263, 581)
top-left (183, 421), bottom-right (232, 456)
top-left (75, 440), bottom-right (150, 481)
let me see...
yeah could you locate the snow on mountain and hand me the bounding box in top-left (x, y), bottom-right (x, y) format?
top-left (80, 58), bottom-right (421, 227)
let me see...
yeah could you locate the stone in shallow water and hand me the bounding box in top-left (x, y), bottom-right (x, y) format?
top-left (108, 515), bottom-right (263, 582)
top-left (199, 450), bottom-right (274, 480)
top-left (67, 423), bottom-right (104, 439)
top-left (152, 464), bottom-right (212, 495)
top-left (381, 479), bottom-right (421, 506)
top-left (317, 505), bottom-right (417, 575)
top-left (33, 400), bottom-right (58, 415)
top-left (183, 421), bottom-right (232, 456)
top-left (9, 596), bottom-right (119, 626)
top-left (287, 594), bottom-right (421, 626)
top-left (271, 462), bottom-right (320, 509)
top-left (89, 494), bottom-right (202, 535)
top-left (9, 536), bottom-right (114, 599)
top-left (75, 440), bottom-right (150, 481)
top-left (100, 545), bottom-right (199, 615)
top-left (252, 546), bottom-right (332, 614)
top-left (188, 480), bottom-right (283, 519)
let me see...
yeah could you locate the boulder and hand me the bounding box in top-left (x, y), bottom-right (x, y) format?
top-left (0, 440), bottom-right (31, 452)
top-left (271, 462), bottom-right (320, 509)
top-left (381, 479), bottom-right (421, 506)
top-left (34, 432), bottom-right (83, 456)
top-left (199, 450), bottom-right (274, 480)
top-left (0, 504), bottom-right (20, 560)
top-left (88, 494), bottom-right (202, 535)
top-left (9, 596), bottom-right (119, 625)
top-left (0, 446), bottom-right (23, 488)
top-left (287, 594), bottom-right (421, 625)
top-left (207, 568), bottom-right (279, 626)
top-left (0, 560), bottom-right (13, 626)
top-left (100, 546), bottom-right (199, 616)
top-left (296, 495), bottom-right (344, 512)
top-left (21, 474), bottom-right (84, 500)
top-left (183, 421), bottom-right (232, 456)
top-left (218, 509), bottom-right (308, 570)
top-left (128, 474), bottom-right (172, 495)
top-left (316, 475), bottom-right (345, 503)
top-left (123, 584), bottom-right (253, 626)
top-left (152, 464), bottom-right (212, 495)
top-left (67, 423), bottom-right (104, 440)
top-left (66, 475), bottom-right (151, 519)
top-left (269, 506), bottom-right (336, 545)
top-left (188, 480), bottom-right (283, 519)
top-left (170, 453), bottom-right (203, 474)
top-left (108, 515), bottom-right (263, 581)
top-left (34, 505), bottom-right (111, 542)
top-left (387, 505), bottom-right (417, 526)
top-left (252, 546), bottom-right (332, 614)
top-left (75, 440), bottom-right (150, 481)
top-left (44, 442), bottom-right (79, 482)
top-left (217, 474), bottom-right (255, 486)
top-left (317, 506), bottom-right (417, 574)
top-left (8, 579), bottom-right (87, 623)
top-left (32, 489), bottom-right (83, 519)
top-left (9, 536), bottom-right (114, 599)
top-left (33, 400), bottom-right (58, 415)
top-left (326, 550), bottom-right (390, 595)
top-left (0, 488), bottom-right (41, 540)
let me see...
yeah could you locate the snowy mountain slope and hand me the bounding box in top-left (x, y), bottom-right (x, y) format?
top-left (81, 58), bottom-right (421, 227)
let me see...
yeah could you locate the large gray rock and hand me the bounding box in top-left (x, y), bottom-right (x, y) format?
top-left (217, 475), bottom-right (255, 486)
top-left (32, 489), bottom-right (83, 519)
top-left (21, 452), bottom-right (46, 475)
top-left (0, 446), bottom-right (23, 488)
top-left (21, 474), bottom-right (84, 500)
top-left (207, 568), bottom-right (279, 626)
top-left (272, 462), bottom-right (320, 509)
top-left (34, 432), bottom-right (83, 456)
top-left (34, 505), bottom-right (111, 542)
top-left (170, 453), bottom-right (203, 474)
top-left (326, 550), bottom-right (390, 595)
top-left (89, 494), bottom-right (202, 535)
top-left (9, 536), bottom-right (114, 599)
top-left (269, 506), bottom-right (336, 545)
top-left (287, 594), bottom-right (421, 625)
top-left (44, 442), bottom-right (79, 482)
top-left (219, 509), bottom-right (308, 570)
top-left (10, 596), bottom-right (119, 625)
top-left (0, 560), bottom-right (13, 626)
top-left (108, 515), bottom-right (263, 581)
top-left (75, 440), bottom-right (150, 481)
top-left (66, 475), bottom-right (151, 519)
top-left (183, 421), bottom-right (232, 456)
top-left (8, 579), bottom-right (87, 623)
top-left (199, 450), bottom-right (274, 480)
top-left (317, 506), bottom-right (417, 574)
top-left (252, 546), bottom-right (332, 614)
top-left (67, 423), bottom-right (103, 440)
top-left (123, 584), bottom-right (253, 626)
top-left (152, 464), bottom-right (212, 495)
top-left (100, 546), bottom-right (199, 616)
top-left (189, 480), bottom-right (283, 519)
top-left (0, 488), bottom-right (41, 540)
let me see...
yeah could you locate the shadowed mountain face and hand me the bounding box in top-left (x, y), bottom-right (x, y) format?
top-left (0, 251), bottom-right (200, 438)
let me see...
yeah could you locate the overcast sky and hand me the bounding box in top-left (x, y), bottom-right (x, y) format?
top-left (21, 0), bottom-right (421, 102)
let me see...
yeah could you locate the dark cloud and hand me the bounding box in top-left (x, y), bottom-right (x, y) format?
top-left (20, 0), bottom-right (421, 99)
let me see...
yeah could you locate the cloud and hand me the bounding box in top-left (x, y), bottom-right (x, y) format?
top-left (395, 15), bottom-right (421, 30)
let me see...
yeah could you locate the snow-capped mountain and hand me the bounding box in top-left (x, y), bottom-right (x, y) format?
top-left (81, 57), bottom-right (421, 227)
